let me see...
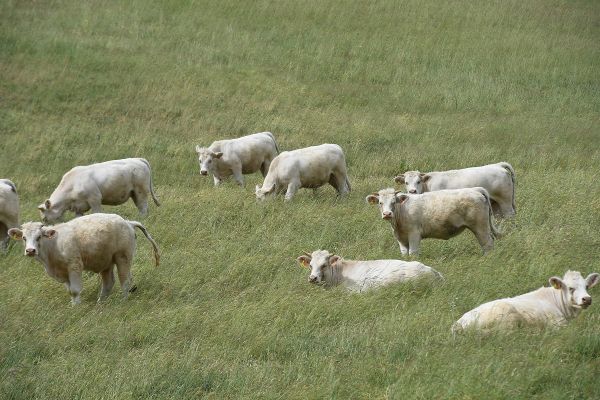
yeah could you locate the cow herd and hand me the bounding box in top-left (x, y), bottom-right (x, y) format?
top-left (1, 131), bottom-right (598, 333)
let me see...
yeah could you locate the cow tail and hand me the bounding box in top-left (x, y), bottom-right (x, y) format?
top-left (499, 162), bottom-right (516, 214)
top-left (130, 221), bottom-right (160, 267)
top-left (140, 158), bottom-right (161, 206)
top-left (476, 187), bottom-right (502, 239)
top-left (345, 176), bottom-right (352, 192)
top-left (265, 131), bottom-right (280, 154)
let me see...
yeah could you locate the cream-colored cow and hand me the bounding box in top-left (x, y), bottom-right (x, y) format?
top-left (38, 158), bottom-right (160, 223)
top-left (0, 179), bottom-right (19, 251)
top-left (297, 250), bottom-right (442, 292)
top-left (9, 213), bottom-right (160, 305)
top-left (452, 271), bottom-right (599, 333)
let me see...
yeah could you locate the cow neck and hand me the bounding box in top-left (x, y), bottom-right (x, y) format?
top-left (324, 260), bottom-right (346, 286)
top-left (36, 236), bottom-right (62, 278)
top-left (548, 287), bottom-right (578, 320)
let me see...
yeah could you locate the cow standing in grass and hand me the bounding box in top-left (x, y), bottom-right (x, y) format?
top-left (255, 143), bottom-right (351, 201)
top-left (195, 131), bottom-right (279, 186)
top-left (366, 188), bottom-right (500, 256)
top-left (394, 162), bottom-right (516, 217)
top-left (297, 250), bottom-right (442, 292)
top-left (452, 271), bottom-right (599, 333)
top-left (38, 158), bottom-right (160, 223)
top-left (9, 213), bottom-right (160, 305)
top-left (0, 179), bottom-right (19, 252)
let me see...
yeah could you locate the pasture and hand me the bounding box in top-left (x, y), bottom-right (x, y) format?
top-left (1, 0), bottom-right (599, 398)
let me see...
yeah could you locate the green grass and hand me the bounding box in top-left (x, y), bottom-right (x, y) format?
top-left (1, 0), bottom-right (599, 398)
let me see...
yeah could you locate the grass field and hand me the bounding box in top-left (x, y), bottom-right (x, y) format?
top-left (1, 0), bottom-right (600, 398)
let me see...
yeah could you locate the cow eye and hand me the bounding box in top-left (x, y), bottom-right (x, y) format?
top-left (22, 236), bottom-right (26, 240)
top-left (416, 181), bottom-right (421, 184)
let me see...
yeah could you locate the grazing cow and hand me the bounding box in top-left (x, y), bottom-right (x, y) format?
top-left (8, 213), bottom-right (160, 305)
top-left (452, 271), bottom-right (599, 333)
top-left (255, 144), bottom-right (351, 201)
top-left (366, 188), bottom-right (500, 256)
top-left (297, 250), bottom-right (442, 292)
top-left (0, 179), bottom-right (19, 252)
top-left (394, 162), bottom-right (516, 217)
top-left (195, 132), bottom-right (279, 186)
top-left (38, 158), bottom-right (160, 223)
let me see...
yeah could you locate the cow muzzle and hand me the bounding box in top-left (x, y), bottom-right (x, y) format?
top-left (382, 212), bottom-right (393, 220)
top-left (308, 275), bottom-right (319, 284)
top-left (200, 170), bottom-right (208, 176)
top-left (581, 297), bottom-right (592, 308)
top-left (25, 248), bottom-right (36, 257)
top-left (408, 190), bottom-right (417, 194)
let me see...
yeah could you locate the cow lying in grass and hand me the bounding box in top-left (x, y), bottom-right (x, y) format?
top-left (452, 270), bottom-right (599, 333)
top-left (9, 213), bottom-right (160, 305)
top-left (297, 250), bottom-right (442, 292)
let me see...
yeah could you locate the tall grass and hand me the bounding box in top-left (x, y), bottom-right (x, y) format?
top-left (1, 0), bottom-right (599, 398)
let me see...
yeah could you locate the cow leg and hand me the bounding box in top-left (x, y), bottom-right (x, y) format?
top-left (398, 240), bottom-right (409, 256)
top-left (284, 181), bottom-right (300, 201)
top-left (89, 200), bottom-right (103, 214)
top-left (132, 190), bottom-right (149, 216)
top-left (232, 167), bottom-right (244, 186)
top-left (499, 199), bottom-right (516, 218)
top-left (332, 172), bottom-right (349, 196)
top-left (212, 175), bottom-right (223, 186)
top-left (408, 233), bottom-right (421, 256)
top-left (67, 269), bottom-right (83, 305)
top-left (115, 254), bottom-right (133, 298)
top-left (260, 160), bottom-right (271, 177)
top-left (98, 267), bottom-right (115, 302)
top-left (472, 227), bottom-right (494, 254)
top-left (0, 223), bottom-right (8, 252)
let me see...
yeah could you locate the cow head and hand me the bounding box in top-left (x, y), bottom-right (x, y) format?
top-left (394, 171), bottom-right (430, 194)
top-left (195, 146), bottom-right (223, 176)
top-left (297, 250), bottom-right (341, 284)
top-left (37, 199), bottom-right (63, 224)
top-left (8, 222), bottom-right (57, 257)
top-left (549, 270), bottom-right (599, 310)
top-left (255, 184), bottom-right (275, 200)
top-left (366, 188), bottom-right (408, 220)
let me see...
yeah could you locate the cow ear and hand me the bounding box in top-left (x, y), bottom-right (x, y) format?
top-left (328, 255), bottom-right (341, 265)
top-left (297, 255), bottom-right (311, 268)
top-left (396, 194), bottom-right (409, 204)
top-left (37, 203), bottom-right (46, 211)
top-left (549, 276), bottom-right (564, 290)
top-left (44, 199), bottom-right (52, 209)
top-left (586, 273), bottom-right (600, 289)
top-left (421, 174), bottom-right (431, 183)
top-left (195, 145), bottom-right (201, 153)
top-left (8, 228), bottom-right (23, 240)
top-left (394, 175), bottom-right (405, 184)
top-left (213, 152), bottom-right (223, 159)
top-left (366, 194), bottom-right (379, 204)
top-left (42, 228), bottom-right (57, 239)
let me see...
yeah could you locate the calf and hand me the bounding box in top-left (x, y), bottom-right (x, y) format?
top-left (195, 132), bottom-right (279, 186)
top-left (9, 213), bottom-right (160, 305)
top-left (394, 162), bottom-right (516, 217)
top-left (255, 144), bottom-right (351, 201)
top-left (452, 271), bottom-right (599, 333)
top-left (366, 188), bottom-right (500, 255)
top-left (0, 179), bottom-right (19, 252)
top-left (297, 250), bottom-right (442, 292)
top-left (38, 158), bottom-right (160, 223)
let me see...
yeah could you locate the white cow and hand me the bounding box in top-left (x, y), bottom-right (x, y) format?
top-left (8, 213), bottom-right (160, 305)
top-left (0, 179), bottom-right (19, 251)
top-left (452, 271), bottom-right (599, 333)
top-left (366, 188), bottom-right (500, 255)
top-left (394, 162), bottom-right (516, 217)
top-left (195, 132), bottom-right (279, 186)
top-left (297, 250), bottom-right (442, 291)
top-left (38, 158), bottom-right (160, 223)
top-left (255, 144), bottom-right (351, 201)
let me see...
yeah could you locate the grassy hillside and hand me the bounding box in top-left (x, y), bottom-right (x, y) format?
top-left (1, 0), bottom-right (599, 398)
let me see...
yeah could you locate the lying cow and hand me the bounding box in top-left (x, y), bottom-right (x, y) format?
top-left (38, 158), bottom-right (160, 223)
top-left (0, 179), bottom-right (19, 252)
top-left (366, 188), bottom-right (500, 256)
top-left (9, 213), bottom-right (160, 305)
top-left (255, 143), bottom-right (351, 201)
top-left (195, 132), bottom-right (279, 186)
top-left (452, 271), bottom-right (599, 333)
top-left (297, 250), bottom-right (442, 292)
top-left (394, 162), bottom-right (516, 217)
